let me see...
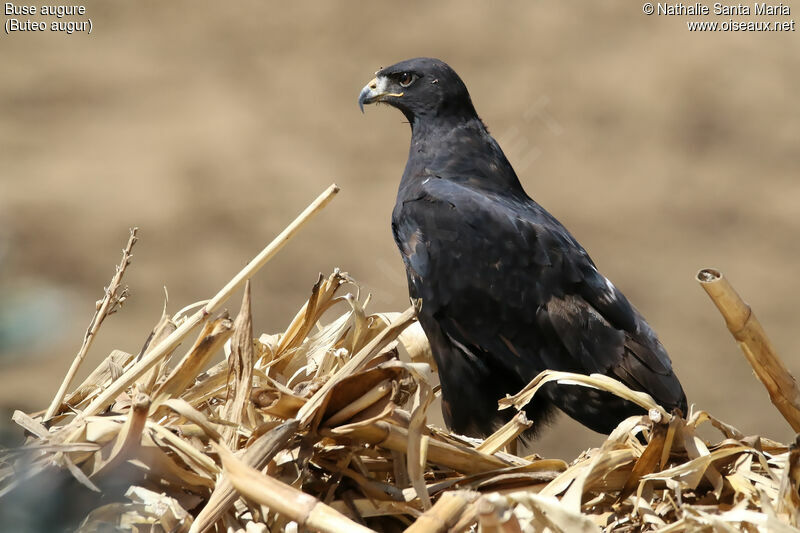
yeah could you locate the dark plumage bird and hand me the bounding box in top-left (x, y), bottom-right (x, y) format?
top-left (358, 58), bottom-right (687, 438)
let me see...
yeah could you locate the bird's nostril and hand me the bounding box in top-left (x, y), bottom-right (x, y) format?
top-left (369, 82), bottom-right (377, 89)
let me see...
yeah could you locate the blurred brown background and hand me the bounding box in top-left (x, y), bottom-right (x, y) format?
top-left (0, 2), bottom-right (797, 459)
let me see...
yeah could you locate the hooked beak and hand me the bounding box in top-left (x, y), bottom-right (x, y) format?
top-left (358, 76), bottom-right (403, 113)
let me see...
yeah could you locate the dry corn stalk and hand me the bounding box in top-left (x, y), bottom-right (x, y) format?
top-left (3, 187), bottom-right (800, 533)
top-left (697, 268), bottom-right (800, 432)
top-left (213, 441), bottom-right (375, 533)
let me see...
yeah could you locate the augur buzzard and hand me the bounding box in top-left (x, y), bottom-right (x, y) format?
top-left (358, 58), bottom-right (687, 438)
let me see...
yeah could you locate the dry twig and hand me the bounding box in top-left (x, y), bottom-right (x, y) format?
top-left (44, 227), bottom-right (138, 421)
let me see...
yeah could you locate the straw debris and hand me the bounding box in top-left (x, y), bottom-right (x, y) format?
top-left (1, 186), bottom-right (799, 532)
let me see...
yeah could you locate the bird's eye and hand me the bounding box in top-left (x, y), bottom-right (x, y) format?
top-left (398, 72), bottom-right (417, 87)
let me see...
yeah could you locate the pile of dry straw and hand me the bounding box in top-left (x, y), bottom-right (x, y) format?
top-left (2, 184), bottom-right (800, 532)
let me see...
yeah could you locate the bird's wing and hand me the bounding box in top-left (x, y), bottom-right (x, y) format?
top-left (394, 176), bottom-right (682, 406)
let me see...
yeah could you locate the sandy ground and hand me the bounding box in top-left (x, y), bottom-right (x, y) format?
top-left (0, 1), bottom-right (798, 459)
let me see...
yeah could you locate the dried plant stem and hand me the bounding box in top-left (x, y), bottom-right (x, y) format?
top-left (324, 420), bottom-right (508, 474)
top-left (323, 380), bottom-right (392, 427)
top-left (66, 349), bottom-right (134, 410)
top-left (191, 420), bottom-right (299, 533)
top-left (205, 184), bottom-right (338, 312)
top-left (152, 316), bottom-right (234, 404)
top-left (73, 184), bottom-right (339, 422)
top-left (697, 268), bottom-right (800, 432)
top-left (405, 490), bottom-right (479, 533)
top-left (90, 392), bottom-right (151, 478)
top-left (477, 412), bottom-right (532, 455)
top-left (212, 441), bottom-right (375, 533)
top-left (7, 256), bottom-right (800, 531)
top-left (297, 304), bottom-right (417, 428)
top-left (222, 281), bottom-right (255, 447)
top-left (45, 228), bottom-right (138, 421)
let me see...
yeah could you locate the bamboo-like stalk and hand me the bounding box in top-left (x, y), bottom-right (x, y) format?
top-left (405, 490), bottom-right (479, 533)
top-left (697, 268), bottom-right (800, 432)
top-left (212, 441), bottom-right (375, 533)
top-left (45, 228), bottom-right (138, 421)
top-left (70, 184), bottom-right (339, 423)
top-left (190, 419), bottom-right (299, 533)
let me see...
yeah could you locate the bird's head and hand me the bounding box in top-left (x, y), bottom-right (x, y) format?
top-left (358, 57), bottom-right (477, 124)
